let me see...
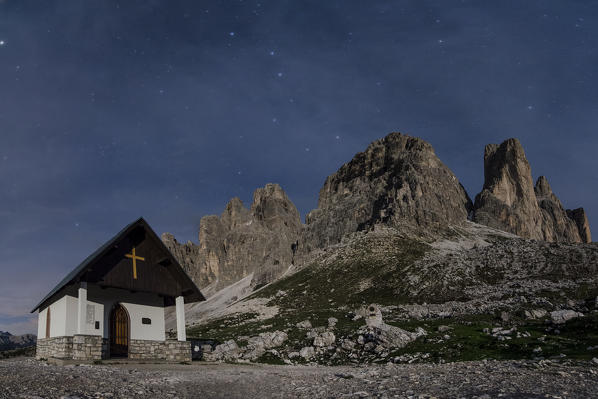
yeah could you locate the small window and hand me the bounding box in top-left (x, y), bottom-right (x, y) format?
top-left (95, 321), bottom-right (100, 330)
top-left (142, 317), bottom-right (151, 325)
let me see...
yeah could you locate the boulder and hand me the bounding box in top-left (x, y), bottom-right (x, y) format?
top-left (356, 304), bottom-right (384, 327)
top-left (299, 346), bottom-right (315, 360)
top-left (204, 340), bottom-right (240, 362)
top-left (358, 324), bottom-right (426, 349)
top-left (243, 331), bottom-right (288, 360)
top-left (313, 332), bottom-right (336, 347)
top-left (550, 310), bottom-right (583, 324)
top-left (524, 309), bottom-right (548, 320)
top-left (341, 339), bottom-right (356, 351)
top-left (296, 320), bottom-right (312, 329)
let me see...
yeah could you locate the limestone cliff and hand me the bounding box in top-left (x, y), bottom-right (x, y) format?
top-left (164, 133), bottom-right (591, 297)
top-left (303, 132), bottom-right (473, 250)
top-left (163, 184), bottom-right (302, 294)
top-left (472, 138), bottom-right (590, 243)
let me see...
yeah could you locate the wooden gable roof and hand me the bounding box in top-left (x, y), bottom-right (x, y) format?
top-left (31, 217), bottom-right (205, 312)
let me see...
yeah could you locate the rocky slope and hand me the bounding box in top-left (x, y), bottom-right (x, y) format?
top-left (186, 222), bottom-right (598, 366)
top-left (303, 132), bottom-right (472, 251)
top-left (0, 331), bottom-right (36, 352)
top-left (163, 183), bottom-right (302, 295)
top-left (472, 138), bottom-right (590, 243)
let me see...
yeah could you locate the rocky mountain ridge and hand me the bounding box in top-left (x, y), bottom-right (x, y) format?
top-left (0, 331), bottom-right (36, 352)
top-left (163, 133), bottom-right (591, 297)
top-left (163, 183), bottom-right (302, 295)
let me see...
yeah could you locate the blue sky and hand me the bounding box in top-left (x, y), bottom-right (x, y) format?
top-left (1, 0), bottom-right (597, 334)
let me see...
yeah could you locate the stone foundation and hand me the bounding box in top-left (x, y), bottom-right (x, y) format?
top-left (36, 336), bottom-right (73, 360)
top-left (130, 339), bottom-right (191, 362)
top-left (129, 339), bottom-right (166, 360)
top-left (72, 335), bottom-right (105, 361)
top-left (165, 340), bottom-right (192, 362)
top-left (36, 337), bottom-right (190, 362)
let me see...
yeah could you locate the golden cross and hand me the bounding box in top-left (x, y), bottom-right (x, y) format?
top-left (125, 247), bottom-right (145, 279)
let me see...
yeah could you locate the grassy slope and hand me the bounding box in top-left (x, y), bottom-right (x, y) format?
top-left (188, 230), bottom-right (598, 364)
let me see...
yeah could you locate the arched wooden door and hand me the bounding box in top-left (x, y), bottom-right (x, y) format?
top-left (109, 304), bottom-right (129, 358)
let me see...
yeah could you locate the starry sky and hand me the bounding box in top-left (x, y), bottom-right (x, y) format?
top-left (1, 0), bottom-right (597, 335)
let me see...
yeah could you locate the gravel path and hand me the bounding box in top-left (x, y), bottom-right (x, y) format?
top-left (1, 357), bottom-right (597, 398)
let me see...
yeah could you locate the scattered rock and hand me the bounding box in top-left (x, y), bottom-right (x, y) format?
top-left (204, 340), bottom-right (240, 362)
top-left (341, 339), bottom-right (356, 351)
top-left (550, 310), bottom-right (583, 324)
top-left (327, 317), bottom-right (338, 328)
top-left (296, 320), bottom-right (312, 329)
top-left (299, 346), bottom-right (315, 360)
top-left (524, 309), bottom-right (548, 320)
top-left (313, 331), bottom-right (336, 347)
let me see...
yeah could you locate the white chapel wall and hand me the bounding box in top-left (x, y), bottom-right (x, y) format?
top-left (63, 295), bottom-right (103, 336)
top-left (87, 285), bottom-right (166, 341)
top-left (121, 302), bottom-right (166, 341)
top-left (37, 307), bottom-right (47, 338)
top-left (46, 296), bottom-right (68, 338)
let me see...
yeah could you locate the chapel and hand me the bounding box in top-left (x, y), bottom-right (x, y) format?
top-left (32, 217), bottom-right (204, 362)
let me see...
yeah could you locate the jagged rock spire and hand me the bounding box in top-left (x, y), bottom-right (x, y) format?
top-left (473, 138), bottom-right (590, 243)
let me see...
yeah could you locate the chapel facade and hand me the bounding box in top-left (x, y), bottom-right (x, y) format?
top-left (32, 218), bottom-right (204, 362)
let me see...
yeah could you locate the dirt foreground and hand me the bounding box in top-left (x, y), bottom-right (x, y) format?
top-left (1, 357), bottom-right (597, 398)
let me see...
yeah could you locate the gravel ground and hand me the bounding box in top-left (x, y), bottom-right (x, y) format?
top-left (1, 357), bottom-right (597, 398)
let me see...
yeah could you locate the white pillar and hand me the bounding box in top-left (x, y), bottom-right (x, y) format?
top-left (175, 295), bottom-right (186, 342)
top-left (77, 282), bottom-right (87, 335)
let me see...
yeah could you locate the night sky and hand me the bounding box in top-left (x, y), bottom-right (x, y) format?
top-left (1, 1), bottom-right (597, 334)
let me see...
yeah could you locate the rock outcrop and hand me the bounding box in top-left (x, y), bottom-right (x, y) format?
top-left (472, 138), bottom-right (590, 243)
top-left (163, 184), bottom-right (302, 294)
top-left (567, 208), bottom-right (592, 243)
top-left (303, 132), bottom-right (472, 250)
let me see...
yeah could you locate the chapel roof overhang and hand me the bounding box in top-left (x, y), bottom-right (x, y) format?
top-left (31, 217), bottom-right (205, 313)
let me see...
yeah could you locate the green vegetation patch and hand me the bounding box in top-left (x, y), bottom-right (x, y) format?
top-left (387, 313), bottom-right (598, 363)
top-left (255, 235), bottom-right (431, 308)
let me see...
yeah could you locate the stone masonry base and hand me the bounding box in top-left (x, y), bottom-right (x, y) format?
top-left (36, 336), bottom-right (190, 362)
top-left (129, 339), bottom-right (191, 362)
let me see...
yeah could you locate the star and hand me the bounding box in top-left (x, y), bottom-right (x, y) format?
top-left (0, 40), bottom-right (5, 46)
top-left (269, 50), bottom-right (275, 56)
top-left (527, 105), bottom-right (534, 110)
top-left (335, 135), bottom-right (340, 140)
top-left (229, 32), bottom-right (235, 37)
top-left (277, 72), bottom-right (283, 77)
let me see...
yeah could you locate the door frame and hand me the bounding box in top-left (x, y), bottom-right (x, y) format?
top-left (109, 303), bottom-right (130, 358)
